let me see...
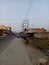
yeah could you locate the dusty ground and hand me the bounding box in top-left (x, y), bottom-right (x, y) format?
top-left (22, 38), bottom-right (49, 65)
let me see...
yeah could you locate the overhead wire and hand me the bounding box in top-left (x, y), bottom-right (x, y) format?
top-left (25, 0), bottom-right (32, 19)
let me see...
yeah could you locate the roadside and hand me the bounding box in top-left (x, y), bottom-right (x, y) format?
top-left (22, 39), bottom-right (47, 65)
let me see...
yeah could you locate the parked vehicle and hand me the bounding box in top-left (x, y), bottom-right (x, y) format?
top-left (16, 33), bottom-right (23, 38)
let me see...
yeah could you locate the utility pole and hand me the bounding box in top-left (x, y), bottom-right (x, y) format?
top-left (22, 19), bottom-right (29, 31)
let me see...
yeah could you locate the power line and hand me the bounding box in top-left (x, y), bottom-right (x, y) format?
top-left (25, 0), bottom-right (33, 19)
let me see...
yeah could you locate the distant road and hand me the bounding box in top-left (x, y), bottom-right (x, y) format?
top-left (0, 34), bottom-right (16, 54)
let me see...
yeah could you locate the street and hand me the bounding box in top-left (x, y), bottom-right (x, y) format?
top-left (0, 36), bottom-right (32, 65)
top-left (0, 35), bottom-right (49, 65)
top-left (0, 34), bottom-right (16, 54)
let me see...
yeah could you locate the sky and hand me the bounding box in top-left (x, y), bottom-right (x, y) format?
top-left (0, 0), bottom-right (49, 32)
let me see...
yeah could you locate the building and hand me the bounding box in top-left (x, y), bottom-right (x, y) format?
top-left (24, 28), bottom-right (46, 34)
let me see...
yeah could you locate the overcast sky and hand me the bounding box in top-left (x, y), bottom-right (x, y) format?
top-left (0, 0), bottom-right (49, 32)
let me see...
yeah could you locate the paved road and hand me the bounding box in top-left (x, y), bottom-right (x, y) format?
top-left (0, 34), bottom-right (16, 54)
top-left (0, 38), bottom-right (32, 65)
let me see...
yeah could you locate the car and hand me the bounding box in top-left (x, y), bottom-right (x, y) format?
top-left (16, 33), bottom-right (23, 38)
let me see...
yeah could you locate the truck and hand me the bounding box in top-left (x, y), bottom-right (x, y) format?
top-left (0, 25), bottom-right (11, 36)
